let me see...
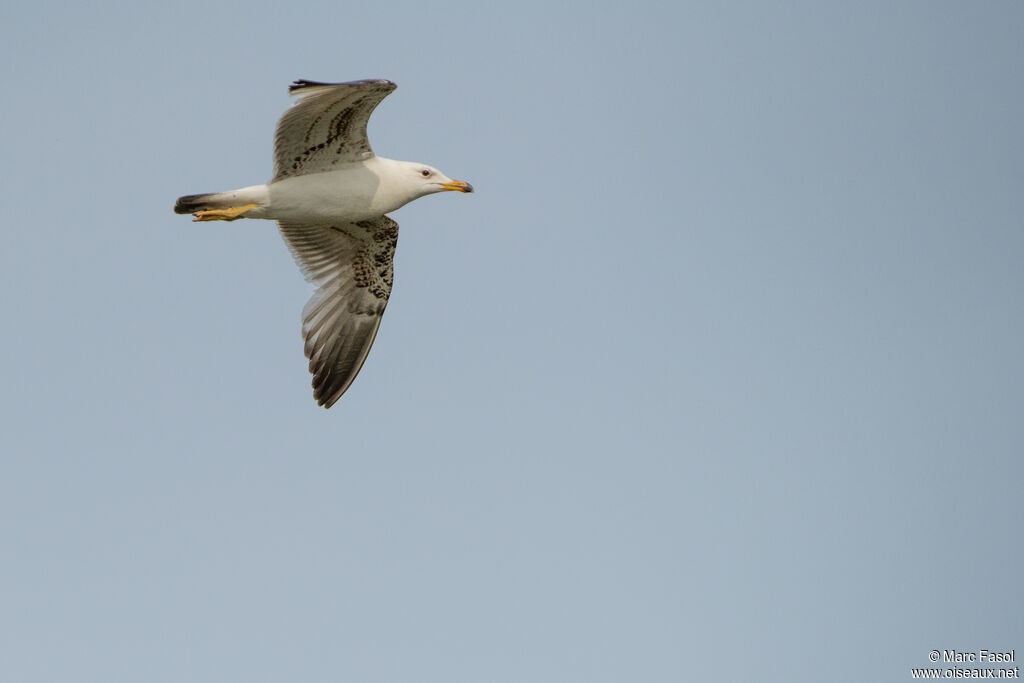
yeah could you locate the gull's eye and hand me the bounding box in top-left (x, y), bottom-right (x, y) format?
top-left (421, 169), bottom-right (431, 177)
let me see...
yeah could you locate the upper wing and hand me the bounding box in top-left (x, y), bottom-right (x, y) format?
top-left (277, 216), bottom-right (399, 408)
top-left (273, 79), bottom-right (397, 180)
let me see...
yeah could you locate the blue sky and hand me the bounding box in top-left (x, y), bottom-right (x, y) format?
top-left (1, 2), bottom-right (1022, 682)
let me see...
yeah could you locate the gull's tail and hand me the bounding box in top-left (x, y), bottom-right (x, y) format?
top-left (174, 185), bottom-right (269, 215)
top-left (174, 192), bottom-right (225, 214)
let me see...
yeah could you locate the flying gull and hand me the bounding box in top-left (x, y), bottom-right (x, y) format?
top-left (174, 79), bottom-right (473, 408)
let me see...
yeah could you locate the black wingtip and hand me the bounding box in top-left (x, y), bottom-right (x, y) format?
top-left (288, 78), bottom-right (396, 94)
top-left (288, 79), bottom-right (329, 92)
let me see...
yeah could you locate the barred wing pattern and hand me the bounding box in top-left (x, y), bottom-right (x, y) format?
top-left (272, 79), bottom-right (397, 180)
top-left (277, 217), bottom-right (399, 407)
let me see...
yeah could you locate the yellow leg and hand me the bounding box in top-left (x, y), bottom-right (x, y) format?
top-left (192, 203), bottom-right (261, 222)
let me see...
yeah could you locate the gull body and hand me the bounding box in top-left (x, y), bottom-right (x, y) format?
top-left (193, 157), bottom-right (469, 224)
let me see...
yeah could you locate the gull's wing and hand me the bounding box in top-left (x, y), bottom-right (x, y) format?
top-left (277, 217), bottom-right (399, 408)
top-left (273, 78), bottom-right (397, 180)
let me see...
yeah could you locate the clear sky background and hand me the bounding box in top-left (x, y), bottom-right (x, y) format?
top-left (1, 2), bottom-right (1021, 682)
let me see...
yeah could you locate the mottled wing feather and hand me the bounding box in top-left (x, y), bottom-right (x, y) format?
top-left (273, 79), bottom-right (397, 180)
top-left (277, 217), bottom-right (399, 408)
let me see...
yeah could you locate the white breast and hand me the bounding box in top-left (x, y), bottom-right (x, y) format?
top-left (264, 157), bottom-right (418, 223)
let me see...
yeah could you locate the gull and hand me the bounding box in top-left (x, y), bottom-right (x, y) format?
top-left (174, 79), bottom-right (473, 408)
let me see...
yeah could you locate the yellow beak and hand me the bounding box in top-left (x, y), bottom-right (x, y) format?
top-left (441, 180), bottom-right (474, 193)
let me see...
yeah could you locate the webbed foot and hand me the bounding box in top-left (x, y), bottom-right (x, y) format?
top-left (192, 203), bottom-right (260, 222)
